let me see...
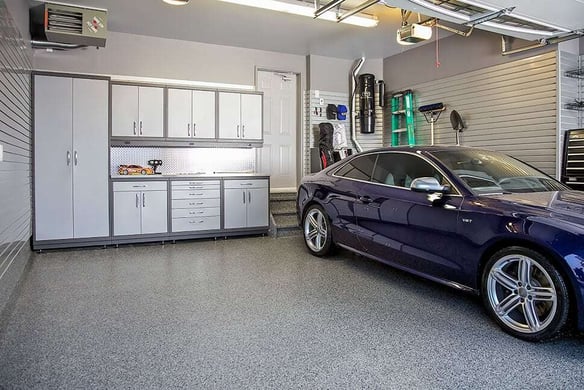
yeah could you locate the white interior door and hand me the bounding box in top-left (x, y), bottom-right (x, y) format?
top-left (256, 71), bottom-right (297, 192)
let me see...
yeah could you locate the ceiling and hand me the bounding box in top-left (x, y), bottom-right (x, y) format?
top-left (32, 0), bottom-right (584, 59)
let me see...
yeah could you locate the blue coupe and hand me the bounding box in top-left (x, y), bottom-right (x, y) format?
top-left (297, 146), bottom-right (584, 341)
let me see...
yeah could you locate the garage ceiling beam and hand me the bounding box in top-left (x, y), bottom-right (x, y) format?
top-left (314, 0), bottom-right (346, 18)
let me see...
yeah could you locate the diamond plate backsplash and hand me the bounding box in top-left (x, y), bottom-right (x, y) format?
top-left (111, 147), bottom-right (256, 175)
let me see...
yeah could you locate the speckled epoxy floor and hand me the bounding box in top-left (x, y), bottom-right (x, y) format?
top-left (0, 236), bottom-right (583, 389)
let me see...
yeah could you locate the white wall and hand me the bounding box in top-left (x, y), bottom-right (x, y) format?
top-left (307, 55), bottom-right (383, 93)
top-left (34, 31), bottom-right (307, 90)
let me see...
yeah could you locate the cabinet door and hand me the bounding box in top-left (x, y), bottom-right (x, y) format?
top-left (112, 85), bottom-right (139, 136)
top-left (138, 87), bottom-right (164, 137)
top-left (167, 88), bottom-right (192, 138)
top-left (224, 188), bottom-right (247, 229)
top-left (72, 78), bottom-right (110, 238)
top-left (114, 191), bottom-right (142, 236)
top-left (34, 75), bottom-right (74, 241)
top-left (241, 94), bottom-right (262, 140)
top-left (246, 187), bottom-right (269, 228)
top-left (192, 90), bottom-right (216, 139)
top-left (141, 190), bottom-right (168, 234)
top-left (218, 92), bottom-right (241, 139)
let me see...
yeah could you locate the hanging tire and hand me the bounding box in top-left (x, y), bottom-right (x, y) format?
top-left (302, 204), bottom-right (333, 257)
top-left (481, 246), bottom-right (570, 341)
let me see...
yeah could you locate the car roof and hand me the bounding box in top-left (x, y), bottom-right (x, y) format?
top-left (362, 145), bottom-right (489, 154)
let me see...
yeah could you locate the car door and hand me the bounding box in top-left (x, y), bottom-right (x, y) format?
top-left (326, 153), bottom-right (377, 252)
top-left (355, 152), bottom-right (465, 282)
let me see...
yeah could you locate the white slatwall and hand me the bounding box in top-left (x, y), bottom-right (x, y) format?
top-left (302, 90), bottom-right (384, 175)
top-left (399, 51), bottom-right (558, 176)
top-left (0, 3), bottom-right (32, 313)
top-left (558, 51), bottom-right (582, 177)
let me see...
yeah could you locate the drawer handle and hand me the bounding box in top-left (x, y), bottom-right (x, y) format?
top-left (189, 202), bottom-right (204, 206)
top-left (133, 185), bottom-right (147, 188)
top-left (240, 183), bottom-right (253, 186)
top-left (188, 186), bottom-right (203, 189)
top-left (189, 220), bottom-right (205, 224)
top-left (189, 193), bottom-right (204, 196)
top-left (189, 211), bottom-right (205, 215)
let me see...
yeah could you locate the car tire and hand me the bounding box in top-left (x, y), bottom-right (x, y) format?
top-left (141, 169), bottom-right (147, 175)
top-left (302, 204), bottom-right (333, 257)
top-left (122, 169), bottom-right (128, 175)
top-left (481, 246), bottom-right (570, 341)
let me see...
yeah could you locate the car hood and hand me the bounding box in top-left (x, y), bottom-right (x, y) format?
top-left (484, 191), bottom-right (584, 218)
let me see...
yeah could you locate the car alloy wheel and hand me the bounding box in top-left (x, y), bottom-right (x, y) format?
top-left (482, 247), bottom-right (569, 341)
top-left (303, 205), bottom-right (332, 256)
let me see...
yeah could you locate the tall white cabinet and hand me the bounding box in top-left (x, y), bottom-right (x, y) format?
top-left (168, 89), bottom-right (216, 139)
top-left (218, 92), bottom-right (262, 141)
top-left (34, 75), bottom-right (109, 242)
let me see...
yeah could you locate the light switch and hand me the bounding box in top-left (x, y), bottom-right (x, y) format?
top-left (0, 144), bottom-right (3, 162)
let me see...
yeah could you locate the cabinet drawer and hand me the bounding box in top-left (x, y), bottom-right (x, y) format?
top-left (172, 207), bottom-right (220, 218)
top-left (172, 216), bottom-right (220, 232)
top-left (113, 181), bottom-right (167, 192)
top-left (172, 189), bottom-right (220, 200)
top-left (172, 180), bottom-right (220, 188)
top-left (224, 179), bottom-right (268, 189)
top-left (172, 198), bottom-right (220, 209)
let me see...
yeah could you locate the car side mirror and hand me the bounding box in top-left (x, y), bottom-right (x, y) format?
top-left (410, 177), bottom-right (451, 202)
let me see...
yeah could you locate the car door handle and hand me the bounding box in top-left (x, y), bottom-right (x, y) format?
top-left (358, 196), bottom-right (372, 204)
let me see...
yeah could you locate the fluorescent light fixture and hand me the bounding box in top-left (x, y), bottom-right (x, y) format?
top-left (218, 0), bottom-right (378, 28)
top-left (163, 0), bottom-right (190, 5)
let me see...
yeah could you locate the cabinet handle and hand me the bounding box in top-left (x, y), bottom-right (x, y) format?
top-left (188, 186), bottom-right (203, 189)
top-left (139, 121), bottom-right (143, 136)
top-left (133, 121), bottom-right (136, 135)
top-left (193, 123), bottom-right (196, 137)
top-left (242, 190), bottom-right (246, 204)
top-left (187, 123), bottom-right (191, 137)
top-left (240, 183), bottom-right (253, 186)
top-left (242, 124), bottom-right (245, 138)
top-left (132, 185), bottom-right (147, 188)
top-left (135, 193), bottom-right (139, 208)
top-left (189, 211), bottom-right (204, 215)
top-left (142, 193), bottom-right (146, 207)
top-left (248, 190), bottom-right (251, 204)
top-left (189, 193), bottom-right (204, 196)
top-left (237, 124), bottom-right (240, 138)
top-left (189, 202), bottom-right (204, 206)
top-left (189, 220), bottom-right (204, 224)
top-left (66, 151), bottom-right (71, 166)
top-left (74, 151), bottom-right (78, 166)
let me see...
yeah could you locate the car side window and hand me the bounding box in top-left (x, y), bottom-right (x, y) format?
top-left (335, 154), bottom-right (377, 181)
top-left (372, 153), bottom-right (449, 189)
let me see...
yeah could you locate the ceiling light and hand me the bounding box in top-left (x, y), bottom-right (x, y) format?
top-left (163, 0), bottom-right (190, 5)
top-left (217, 0), bottom-right (378, 28)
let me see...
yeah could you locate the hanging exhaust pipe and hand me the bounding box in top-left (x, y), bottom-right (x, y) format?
top-left (350, 57), bottom-right (365, 153)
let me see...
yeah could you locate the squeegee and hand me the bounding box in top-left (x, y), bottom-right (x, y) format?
top-left (419, 103), bottom-right (445, 145)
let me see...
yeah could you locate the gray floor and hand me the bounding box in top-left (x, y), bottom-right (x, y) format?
top-left (0, 236), bottom-right (583, 389)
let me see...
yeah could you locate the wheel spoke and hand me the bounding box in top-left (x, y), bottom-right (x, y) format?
top-left (496, 293), bottom-right (521, 316)
top-left (308, 214), bottom-right (319, 229)
top-left (518, 256), bottom-right (532, 286)
top-left (307, 229), bottom-right (318, 241)
top-left (316, 232), bottom-right (322, 249)
top-left (523, 300), bottom-right (541, 332)
top-left (531, 286), bottom-right (556, 302)
top-left (492, 268), bottom-right (518, 291)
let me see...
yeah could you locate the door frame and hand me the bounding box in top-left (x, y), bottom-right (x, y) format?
top-left (255, 67), bottom-right (302, 192)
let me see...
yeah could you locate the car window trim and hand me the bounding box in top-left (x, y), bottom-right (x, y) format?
top-left (331, 150), bottom-right (462, 197)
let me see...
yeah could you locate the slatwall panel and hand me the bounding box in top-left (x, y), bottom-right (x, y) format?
top-left (558, 51), bottom-right (582, 177)
top-left (302, 90), bottom-right (384, 175)
top-left (0, 3), bottom-right (32, 312)
top-left (396, 51), bottom-right (558, 176)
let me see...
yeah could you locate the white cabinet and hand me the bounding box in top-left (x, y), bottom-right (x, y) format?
top-left (112, 85), bottom-right (164, 137)
top-left (34, 75), bottom-right (109, 242)
top-left (171, 180), bottom-right (221, 232)
top-left (113, 181), bottom-right (168, 236)
top-left (168, 89), bottom-right (216, 139)
top-left (224, 179), bottom-right (269, 229)
top-left (218, 92), bottom-right (262, 141)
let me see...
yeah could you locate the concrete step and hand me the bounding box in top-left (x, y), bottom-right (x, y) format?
top-left (273, 214), bottom-right (298, 229)
top-left (270, 192), bottom-right (297, 202)
top-left (270, 200), bottom-right (296, 216)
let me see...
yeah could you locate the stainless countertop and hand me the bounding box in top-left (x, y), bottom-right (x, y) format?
top-left (111, 172), bottom-right (269, 180)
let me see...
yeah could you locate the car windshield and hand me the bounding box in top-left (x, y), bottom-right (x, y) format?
top-left (431, 149), bottom-right (569, 194)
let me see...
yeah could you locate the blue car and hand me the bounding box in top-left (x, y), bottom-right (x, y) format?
top-left (297, 146), bottom-right (584, 341)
